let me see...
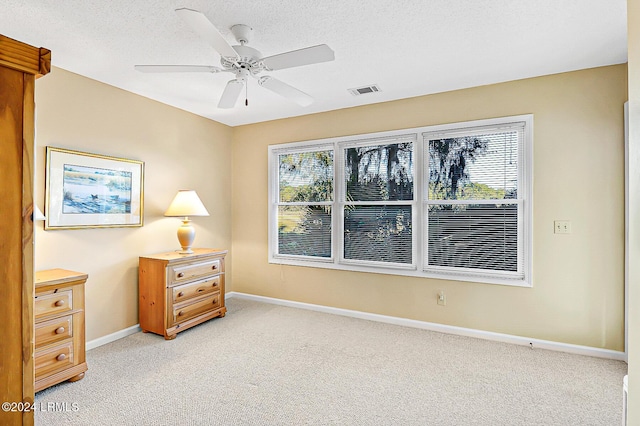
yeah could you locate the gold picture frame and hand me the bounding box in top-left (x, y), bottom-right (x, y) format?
top-left (45, 147), bottom-right (144, 230)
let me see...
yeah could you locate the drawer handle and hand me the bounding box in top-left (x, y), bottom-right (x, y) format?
top-left (56, 354), bottom-right (66, 362)
top-left (212, 298), bottom-right (217, 304)
top-left (197, 288), bottom-right (205, 293)
top-left (177, 291), bottom-right (184, 297)
top-left (177, 272), bottom-right (184, 278)
top-left (211, 282), bottom-right (218, 288)
top-left (211, 265), bottom-right (217, 270)
top-left (55, 327), bottom-right (65, 334)
top-left (178, 311), bottom-right (184, 317)
top-left (54, 300), bottom-right (65, 307)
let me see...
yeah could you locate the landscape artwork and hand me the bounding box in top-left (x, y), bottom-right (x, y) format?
top-left (62, 164), bottom-right (132, 214)
top-left (45, 146), bottom-right (144, 229)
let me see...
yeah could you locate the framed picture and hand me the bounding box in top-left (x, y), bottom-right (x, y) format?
top-left (45, 147), bottom-right (144, 230)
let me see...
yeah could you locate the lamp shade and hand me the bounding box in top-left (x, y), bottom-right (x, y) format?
top-left (164, 190), bottom-right (209, 217)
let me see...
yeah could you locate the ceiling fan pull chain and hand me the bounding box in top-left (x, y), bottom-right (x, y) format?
top-left (245, 80), bottom-right (249, 106)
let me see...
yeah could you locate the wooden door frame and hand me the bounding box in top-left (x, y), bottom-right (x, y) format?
top-left (0, 35), bottom-right (50, 426)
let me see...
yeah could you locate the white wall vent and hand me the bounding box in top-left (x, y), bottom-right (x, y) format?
top-left (348, 84), bottom-right (381, 96)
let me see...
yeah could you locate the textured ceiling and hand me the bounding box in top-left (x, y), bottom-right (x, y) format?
top-left (0, 0), bottom-right (628, 126)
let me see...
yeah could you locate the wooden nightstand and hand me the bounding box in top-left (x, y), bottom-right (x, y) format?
top-left (34, 269), bottom-right (88, 392)
top-left (138, 248), bottom-right (227, 339)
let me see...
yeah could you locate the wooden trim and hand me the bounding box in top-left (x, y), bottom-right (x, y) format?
top-left (0, 35), bottom-right (51, 77)
top-left (0, 34), bottom-right (49, 426)
top-left (0, 64), bottom-right (25, 426)
top-left (38, 48), bottom-right (51, 77)
top-left (21, 72), bottom-right (35, 426)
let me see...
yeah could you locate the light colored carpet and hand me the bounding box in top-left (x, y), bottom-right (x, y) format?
top-left (35, 298), bottom-right (627, 425)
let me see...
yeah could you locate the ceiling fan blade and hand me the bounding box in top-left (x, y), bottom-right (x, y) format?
top-left (262, 44), bottom-right (334, 71)
top-left (258, 76), bottom-right (313, 106)
top-left (134, 65), bottom-right (223, 73)
top-left (175, 8), bottom-right (238, 59)
top-left (218, 79), bottom-right (244, 108)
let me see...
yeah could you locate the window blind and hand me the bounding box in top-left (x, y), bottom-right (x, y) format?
top-left (342, 140), bottom-right (414, 265)
top-left (424, 126), bottom-right (524, 277)
top-left (276, 149), bottom-right (333, 259)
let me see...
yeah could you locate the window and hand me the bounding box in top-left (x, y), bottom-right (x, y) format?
top-left (342, 137), bottom-right (415, 266)
top-left (424, 123), bottom-right (527, 281)
top-left (269, 115), bottom-right (532, 286)
top-left (275, 146), bottom-right (334, 260)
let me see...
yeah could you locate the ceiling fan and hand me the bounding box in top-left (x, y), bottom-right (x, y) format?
top-left (135, 8), bottom-right (335, 109)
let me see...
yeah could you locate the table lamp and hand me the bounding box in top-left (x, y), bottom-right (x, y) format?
top-left (164, 190), bottom-right (209, 254)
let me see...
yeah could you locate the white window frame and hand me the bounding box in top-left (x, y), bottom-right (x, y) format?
top-left (269, 142), bottom-right (336, 264)
top-left (268, 115), bottom-right (533, 287)
top-left (338, 134), bottom-right (418, 270)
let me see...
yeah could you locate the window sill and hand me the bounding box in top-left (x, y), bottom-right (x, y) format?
top-left (268, 256), bottom-right (531, 287)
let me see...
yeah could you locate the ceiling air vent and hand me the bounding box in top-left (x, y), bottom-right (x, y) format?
top-left (348, 84), bottom-right (381, 96)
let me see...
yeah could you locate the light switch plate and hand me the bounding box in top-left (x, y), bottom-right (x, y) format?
top-left (554, 220), bottom-right (571, 234)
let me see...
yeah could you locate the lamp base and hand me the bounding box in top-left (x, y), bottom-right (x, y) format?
top-left (176, 218), bottom-right (196, 254)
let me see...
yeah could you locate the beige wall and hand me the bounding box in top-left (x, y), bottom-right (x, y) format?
top-left (31, 64), bottom-right (628, 352)
top-left (34, 67), bottom-right (233, 341)
top-left (232, 64), bottom-right (628, 351)
top-left (627, 0), bottom-right (639, 421)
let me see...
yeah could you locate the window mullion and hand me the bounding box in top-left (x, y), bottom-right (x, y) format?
top-left (414, 135), bottom-right (424, 270)
top-left (335, 142), bottom-right (345, 265)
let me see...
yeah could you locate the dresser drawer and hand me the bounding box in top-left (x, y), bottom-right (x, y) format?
top-left (173, 293), bottom-right (221, 324)
top-left (36, 315), bottom-right (73, 348)
top-left (172, 276), bottom-right (221, 304)
top-left (34, 290), bottom-right (73, 319)
top-left (35, 340), bottom-right (74, 378)
top-left (169, 259), bottom-right (221, 284)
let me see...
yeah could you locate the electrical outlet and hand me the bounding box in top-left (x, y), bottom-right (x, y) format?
top-left (554, 220), bottom-right (571, 234)
top-left (437, 291), bottom-right (446, 306)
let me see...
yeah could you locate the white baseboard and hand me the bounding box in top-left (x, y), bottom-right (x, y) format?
top-left (226, 291), bottom-right (626, 361)
top-left (86, 324), bottom-right (141, 351)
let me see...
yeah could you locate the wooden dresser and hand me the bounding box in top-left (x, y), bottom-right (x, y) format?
top-left (34, 269), bottom-right (88, 392)
top-left (139, 248), bottom-right (227, 340)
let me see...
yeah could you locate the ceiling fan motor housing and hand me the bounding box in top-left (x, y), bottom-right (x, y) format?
top-left (220, 44), bottom-right (264, 76)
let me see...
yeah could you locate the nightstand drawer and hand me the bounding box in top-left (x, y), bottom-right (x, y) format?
top-left (173, 293), bottom-right (221, 324)
top-left (35, 290), bottom-right (73, 319)
top-left (35, 315), bottom-right (73, 347)
top-left (170, 259), bottom-right (221, 284)
top-left (35, 340), bottom-right (74, 378)
top-left (172, 276), bottom-right (221, 304)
